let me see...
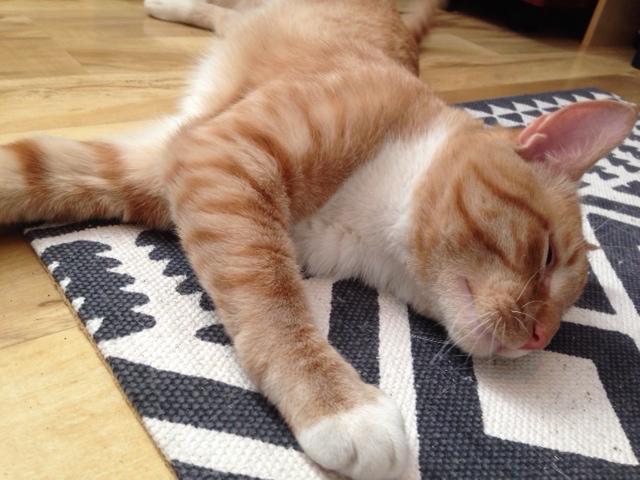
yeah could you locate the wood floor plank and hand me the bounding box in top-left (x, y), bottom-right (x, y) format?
top-left (62, 36), bottom-right (210, 74)
top-left (0, 328), bottom-right (175, 479)
top-left (0, 38), bottom-right (84, 79)
top-left (438, 74), bottom-right (640, 104)
top-left (0, 15), bottom-right (49, 39)
top-left (423, 52), bottom-right (636, 92)
top-left (0, 232), bottom-right (76, 349)
top-left (0, 72), bottom-right (185, 136)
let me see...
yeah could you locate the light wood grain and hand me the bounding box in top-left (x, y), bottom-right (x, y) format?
top-left (438, 74), bottom-right (640, 105)
top-left (0, 232), bottom-right (76, 349)
top-left (421, 12), bottom-right (636, 92)
top-left (0, 329), bottom-right (174, 479)
top-left (0, 72), bottom-right (184, 136)
top-left (0, 1), bottom-right (638, 479)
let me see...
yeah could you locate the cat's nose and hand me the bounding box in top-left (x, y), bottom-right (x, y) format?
top-left (521, 323), bottom-right (550, 350)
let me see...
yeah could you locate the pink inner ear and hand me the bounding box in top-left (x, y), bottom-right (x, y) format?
top-left (515, 132), bottom-right (549, 162)
top-left (515, 100), bottom-right (639, 180)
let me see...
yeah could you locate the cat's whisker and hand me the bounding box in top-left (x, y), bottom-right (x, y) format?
top-left (472, 316), bottom-right (500, 359)
top-left (521, 299), bottom-right (544, 309)
top-left (574, 216), bottom-right (623, 251)
top-left (410, 333), bottom-right (448, 345)
top-left (488, 320), bottom-right (497, 359)
top-left (510, 310), bottom-right (528, 334)
top-left (430, 337), bottom-right (453, 365)
top-left (512, 309), bottom-right (536, 323)
top-left (442, 312), bottom-right (498, 359)
top-left (516, 265), bottom-right (545, 303)
top-left (432, 323), bottom-right (475, 364)
top-left (490, 319), bottom-right (503, 359)
top-left (446, 306), bottom-right (497, 341)
top-left (488, 315), bottom-right (506, 359)
top-left (448, 325), bottom-right (486, 359)
top-left (590, 217), bottom-right (614, 235)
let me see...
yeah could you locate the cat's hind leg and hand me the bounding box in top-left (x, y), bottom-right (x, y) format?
top-left (0, 117), bottom-right (179, 228)
top-left (144, 0), bottom-right (239, 34)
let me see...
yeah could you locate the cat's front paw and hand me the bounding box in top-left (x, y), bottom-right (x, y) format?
top-left (297, 393), bottom-right (408, 480)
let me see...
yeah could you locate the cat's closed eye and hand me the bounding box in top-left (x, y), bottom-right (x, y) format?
top-left (544, 237), bottom-right (555, 269)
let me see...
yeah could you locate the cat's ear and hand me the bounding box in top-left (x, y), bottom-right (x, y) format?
top-left (515, 100), bottom-right (638, 180)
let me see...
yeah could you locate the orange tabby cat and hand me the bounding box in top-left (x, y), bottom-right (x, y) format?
top-left (1, 0), bottom-right (637, 478)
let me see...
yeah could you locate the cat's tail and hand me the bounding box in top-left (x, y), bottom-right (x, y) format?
top-left (400, 0), bottom-right (444, 41)
top-left (0, 122), bottom-right (176, 228)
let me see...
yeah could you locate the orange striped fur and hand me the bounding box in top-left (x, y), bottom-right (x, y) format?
top-left (1, 1), bottom-right (637, 478)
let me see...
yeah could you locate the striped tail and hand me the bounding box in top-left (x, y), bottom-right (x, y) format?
top-left (400, 0), bottom-right (443, 41)
top-left (0, 129), bottom-right (174, 228)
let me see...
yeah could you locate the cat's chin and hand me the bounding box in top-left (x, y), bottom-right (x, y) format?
top-left (494, 348), bottom-right (531, 359)
top-left (463, 346), bottom-right (531, 360)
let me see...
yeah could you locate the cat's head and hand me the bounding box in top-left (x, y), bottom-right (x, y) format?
top-left (411, 99), bottom-right (638, 358)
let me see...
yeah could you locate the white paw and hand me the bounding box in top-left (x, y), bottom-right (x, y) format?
top-left (297, 395), bottom-right (409, 480)
top-left (144, 0), bottom-right (194, 22)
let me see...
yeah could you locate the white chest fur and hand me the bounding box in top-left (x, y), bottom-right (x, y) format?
top-left (292, 124), bottom-right (451, 306)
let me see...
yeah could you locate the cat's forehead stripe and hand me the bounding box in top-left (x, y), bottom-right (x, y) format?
top-left (471, 163), bottom-right (548, 230)
top-left (454, 172), bottom-right (552, 277)
top-left (454, 179), bottom-right (519, 273)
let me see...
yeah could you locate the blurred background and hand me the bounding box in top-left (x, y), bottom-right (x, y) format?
top-left (446, 0), bottom-right (640, 67)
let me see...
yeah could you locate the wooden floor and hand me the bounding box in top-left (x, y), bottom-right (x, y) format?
top-left (0, 1), bottom-right (638, 478)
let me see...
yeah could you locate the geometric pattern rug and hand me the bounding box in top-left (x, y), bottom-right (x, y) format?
top-left (25, 88), bottom-right (640, 479)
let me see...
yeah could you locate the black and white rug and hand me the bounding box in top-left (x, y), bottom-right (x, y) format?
top-left (25, 88), bottom-right (640, 479)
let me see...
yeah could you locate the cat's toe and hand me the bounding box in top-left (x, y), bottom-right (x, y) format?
top-left (297, 393), bottom-right (408, 480)
top-left (144, 0), bottom-right (193, 22)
